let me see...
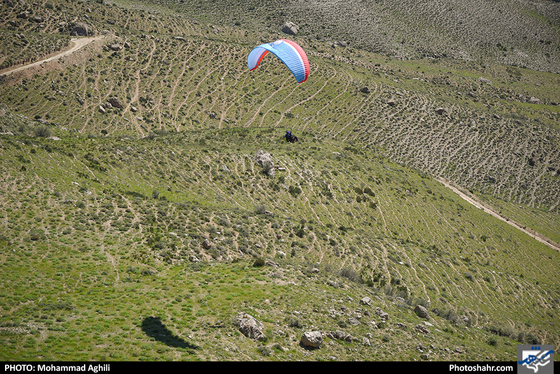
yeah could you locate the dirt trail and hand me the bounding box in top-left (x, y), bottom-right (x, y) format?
top-left (437, 177), bottom-right (560, 252)
top-left (0, 35), bottom-right (105, 77)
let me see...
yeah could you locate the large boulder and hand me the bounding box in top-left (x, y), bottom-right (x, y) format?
top-left (414, 305), bottom-right (430, 319)
top-left (234, 312), bottom-right (265, 341)
top-left (300, 331), bottom-right (323, 348)
top-left (281, 21), bottom-right (299, 36)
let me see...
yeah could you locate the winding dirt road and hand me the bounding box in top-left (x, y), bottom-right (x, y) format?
top-left (0, 35), bottom-right (105, 77)
top-left (437, 177), bottom-right (560, 252)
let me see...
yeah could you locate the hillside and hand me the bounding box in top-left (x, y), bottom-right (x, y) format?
top-left (0, 0), bottom-right (559, 362)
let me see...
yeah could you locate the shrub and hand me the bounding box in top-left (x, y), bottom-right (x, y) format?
top-left (288, 319), bottom-right (303, 328)
top-left (340, 267), bottom-right (361, 283)
top-left (34, 126), bottom-right (51, 138)
top-left (288, 185), bottom-right (302, 197)
top-left (253, 257), bottom-right (265, 267)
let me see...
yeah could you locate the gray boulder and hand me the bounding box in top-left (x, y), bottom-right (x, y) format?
top-left (281, 22), bottom-right (299, 36)
top-left (414, 305), bottom-right (430, 319)
top-left (327, 330), bottom-right (353, 342)
top-left (235, 312), bottom-right (265, 341)
top-left (300, 331), bottom-right (323, 348)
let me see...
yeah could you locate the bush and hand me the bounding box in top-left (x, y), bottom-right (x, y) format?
top-left (288, 185), bottom-right (302, 197)
top-left (253, 257), bottom-right (265, 267)
top-left (288, 319), bottom-right (303, 328)
top-left (34, 126), bottom-right (51, 138)
top-left (340, 267), bottom-right (361, 283)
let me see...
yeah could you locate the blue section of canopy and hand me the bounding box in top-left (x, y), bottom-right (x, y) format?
top-left (247, 40), bottom-right (309, 83)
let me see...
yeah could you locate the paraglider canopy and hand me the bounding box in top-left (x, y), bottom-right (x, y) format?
top-left (247, 39), bottom-right (310, 83)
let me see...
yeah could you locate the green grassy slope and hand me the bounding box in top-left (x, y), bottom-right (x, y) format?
top-left (1, 118), bottom-right (559, 361)
top-left (0, 0), bottom-right (559, 362)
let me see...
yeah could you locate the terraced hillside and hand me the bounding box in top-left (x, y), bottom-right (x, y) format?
top-left (0, 0), bottom-right (559, 362)
top-left (143, 0), bottom-right (560, 74)
top-left (1, 116), bottom-right (559, 360)
top-left (1, 0), bottom-right (559, 214)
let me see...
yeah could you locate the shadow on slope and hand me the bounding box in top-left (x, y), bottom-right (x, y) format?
top-left (141, 316), bottom-right (198, 351)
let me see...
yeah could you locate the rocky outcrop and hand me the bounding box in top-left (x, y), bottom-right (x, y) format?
top-left (71, 22), bottom-right (94, 37)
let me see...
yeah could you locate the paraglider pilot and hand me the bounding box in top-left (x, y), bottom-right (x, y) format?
top-left (285, 131), bottom-right (298, 143)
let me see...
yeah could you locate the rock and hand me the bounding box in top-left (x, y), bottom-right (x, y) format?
top-left (436, 108), bottom-right (446, 115)
top-left (414, 305), bottom-right (430, 319)
top-left (360, 86), bottom-right (371, 94)
top-left (281, 21), bottom-right (299, 36)
top-left (98, 105), bottom-right (106, 114)
top-left (202, 239), bottom-right (212, 249)
top-left (362, 337), bottom-right (371, 346)
top-left (108, 97), bottom-right (124, 109)
top-left (415, 324), bottom-right (430, 334)
top-left (327, 280), bottom-right (341, 288)
top-left (478, 77), bottom-right (492, 85)
top-left (348, 317), bottom-right (360, 326)
top-left (71, 22), bottom-right (93, 37)
top-left (235, 312), bottom-right (265, 341)
top-left (529, 97), bottom-right (541, 104)
top-left (327, 330), bottom-right (353, 342)
top-left (360, 296), bottom-right (372, 305)
top-left (265, 259), bottom-right (279, 268)
top-left (254, 150), bottom-right (275, 177)
top-left (109, 44), bottom-right (123, 51)
top-left (300, 331), bottom-right (323, 348)
top-left (375, 307), bottom-right (389, 321)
